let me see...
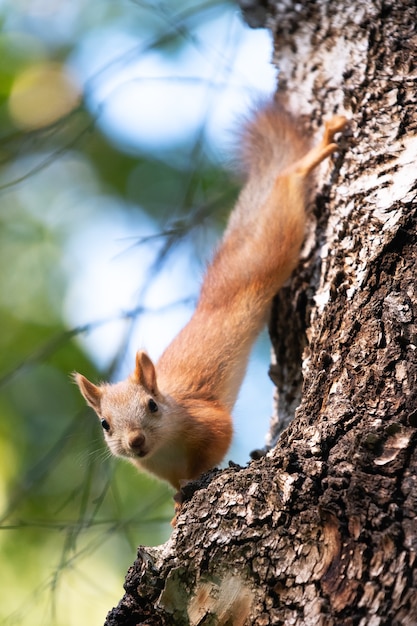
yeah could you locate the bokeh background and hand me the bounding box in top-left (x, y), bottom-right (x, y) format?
top-left (0, 1), bottom-right (275, 623)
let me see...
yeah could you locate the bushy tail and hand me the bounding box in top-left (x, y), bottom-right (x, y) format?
top-left (238, 100), bottom-right (310, 178)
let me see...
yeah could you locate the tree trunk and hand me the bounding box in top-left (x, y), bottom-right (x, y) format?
top-left (104, 1), bottom-right (417, 624)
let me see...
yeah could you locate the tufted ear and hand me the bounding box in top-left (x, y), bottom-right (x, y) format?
top-left (133, 351), bottom-right (158, 395)
top-left (74, 373), bottom-right (102, 413)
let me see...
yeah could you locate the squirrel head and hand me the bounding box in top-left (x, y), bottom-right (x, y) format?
top-left (74, 351), bottom-right (170, 462)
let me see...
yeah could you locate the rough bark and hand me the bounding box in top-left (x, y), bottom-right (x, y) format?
top-left (105, 1), bottom-right (417, 624)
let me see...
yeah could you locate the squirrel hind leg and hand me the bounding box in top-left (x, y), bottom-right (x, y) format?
top-left (294, 115), bottom-right (348, 177)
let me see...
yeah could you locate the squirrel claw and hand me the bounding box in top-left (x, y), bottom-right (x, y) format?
top-left (322, 115), bottom-right (348, 146)
top-left (295, 115), bottom-right (348, 177)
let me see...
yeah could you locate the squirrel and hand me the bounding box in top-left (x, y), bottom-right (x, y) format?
top-left (75, 101), bottom-right (347, 493)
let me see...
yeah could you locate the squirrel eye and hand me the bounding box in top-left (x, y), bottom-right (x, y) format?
top-left (148, 398), bottom-right (158, 413)
top-left (101, 418), bottom-right (111, 432)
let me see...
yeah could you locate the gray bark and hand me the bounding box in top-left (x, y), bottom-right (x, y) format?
top-left (105, 1), bottom-right (417, 624)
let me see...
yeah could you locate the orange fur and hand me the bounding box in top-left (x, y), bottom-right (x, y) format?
top-left (75, 102), bottom-right (347, 492)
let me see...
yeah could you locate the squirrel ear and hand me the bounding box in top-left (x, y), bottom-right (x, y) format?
top-left (134, 351), bottom-right (158, 395)
top-left (74, 373), bottom-right (102, 413)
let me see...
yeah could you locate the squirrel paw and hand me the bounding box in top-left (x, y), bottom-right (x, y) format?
top-left (295, 115), bottom-right (348, 177)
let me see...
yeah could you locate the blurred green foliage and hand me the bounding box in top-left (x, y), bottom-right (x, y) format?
top-left (0, 0), bottom-right (246, 623)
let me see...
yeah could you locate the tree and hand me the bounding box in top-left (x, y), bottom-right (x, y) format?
top-left (104, 0), bottom-right (417, 623)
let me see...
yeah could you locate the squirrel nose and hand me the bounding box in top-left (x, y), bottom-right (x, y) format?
top-left (128, 431), bottom-right (146, 453)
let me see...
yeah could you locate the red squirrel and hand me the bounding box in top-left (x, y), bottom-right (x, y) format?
top-left (75, 101), bottom-right (347, 492)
